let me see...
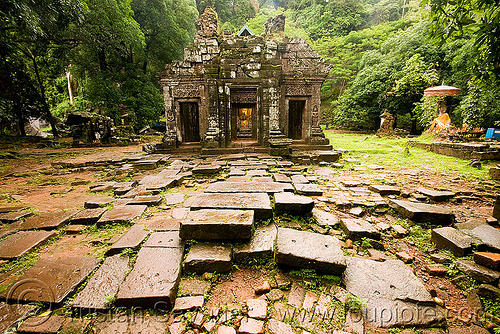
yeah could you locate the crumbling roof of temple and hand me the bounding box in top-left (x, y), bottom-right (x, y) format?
top-left (237, 24), bottom-right (254, 36)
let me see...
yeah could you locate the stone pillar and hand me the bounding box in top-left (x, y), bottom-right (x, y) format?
top-left (161, 84), bottom-right (177, 148)
top-left (309, 83), bottom-right (329, 145)
top-left (203, 79), bottom-right (219, 149)
top-left (266, 79), bottom-right (291, 156)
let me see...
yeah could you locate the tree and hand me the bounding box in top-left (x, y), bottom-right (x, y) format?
top-left (422, 0), bottom-right (500, 81)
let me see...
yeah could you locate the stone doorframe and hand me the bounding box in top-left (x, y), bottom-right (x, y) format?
top-left (284, 97), bottom-right (309, 140)
top-left (173, 98), bottom-right (204, 144)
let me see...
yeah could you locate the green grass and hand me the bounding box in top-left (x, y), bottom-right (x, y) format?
top-left (324, 131), bottom-right (495, 180)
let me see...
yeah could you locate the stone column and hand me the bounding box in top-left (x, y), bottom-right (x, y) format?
top-left (266, 79), bottom-right (291, 156)
top-left (309, 82), bottom-right (329, 145)
top-left (203, 79), bottom-right (220, 149)
top-left (161, 84), bottom-right (177, 148)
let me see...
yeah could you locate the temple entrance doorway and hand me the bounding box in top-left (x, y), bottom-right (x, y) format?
top-left (231, 104), bottom-right (255, 140)
top-left (180, 102), bottom-right (200, 142)
top-left (288, 100), bottom-right (305, 140)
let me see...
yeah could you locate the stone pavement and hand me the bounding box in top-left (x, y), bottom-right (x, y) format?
top-left (0, 150), bottom-right (497, 333)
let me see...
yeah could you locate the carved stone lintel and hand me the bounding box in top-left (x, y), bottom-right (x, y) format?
top-left (285, 85), bottom-right (312, 96)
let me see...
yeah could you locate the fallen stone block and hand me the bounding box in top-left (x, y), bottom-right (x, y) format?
top-left (340, 218), bottom-right (381, 240)
top-left (205, 181), bottom-right (293, 194)
top-left (274, 192), bottom-right (314, 215)
top-left (143, 231), bottom-right (184, 249)
top-left (0, 230), bottom-right (57, 260)
top-left (417, 187), bottom-right (456, 201)
top-left (97, 205), bottom-right (147, 224)
top-left (71, 208), bottom-right (107, 224)
top-left (275, 228), bottom-right (346, 274)
top-left (293, 183), bottom-right (323, 196)
top-left (389, 199), bottom-right (454, 225)
top-left (233, 224), bottom-right (277, 262)
top-left (180, 209), bottom-right (254, 241)
top-left (184, 244), bottom-right (232, 274)
top-left (431, 227), bottom-right (478, 257)
top-left (467, 224), bottom-right (500, 252)
top-left (474, 252), bottom-right (500, 270)
top-left (455, 259), bottom-right (500, 284)
top-left (84, 196), bottom-right (114, 208)
top-left (106, 224), bottom-right (149, 256)
top-left (20, 211), bottom-right (77, 231)
top-left (368, 185), bottom-right (400, 196)
top-left (312, 208), bottom-right (339, 227)
top-left (190, 193), bottom-right (272, 219)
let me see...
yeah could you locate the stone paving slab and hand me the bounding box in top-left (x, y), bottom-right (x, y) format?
top-left (273, 173), bottom-right (292, 183)
top-left (84, 197), bottom-right (115, 208)
top-left (143, 231), bottom-right (184, 249)
top-left (275, 228), bottom-right (346, 274)
top-left (287, 283), bottom-right (305, 308)
top-left (107, 224), bottom-right (149, 256)
top-left (190, 193), bottom-right (272, 219)
top-left (93, 315), bottom-right (167, 334)
top-left (368, 184), bottom-right (400, 196)
top-left (389, 199), bottom-right (454, 225)
top-left (180, 209), bottom-right (254, 241)
top-left (164, 192), bottom-right (185, 205)
top-left (178, 277), bottom-right (211, 296)
top-left (227, 176), bottom-right (251, 182)
top-left (2, 257), bottom-right (98, 304)
top-left (184, 244), bottom-right (232, 274)
top-left (173, 295), bottom-right (204, 313)
top-left (233, 224), bottom-right (277, 262)
top-left (17, 315), bottom-right (66, 334)
top-left (121, 185), bottom-right (152, 198)
top-left (126, 195), bottom-right (163, 206)
top-left (343, 257), bottom-right (444, 328)
top-left (20, 211), bottom-right (77, 230)
top-left (0, 211), bottom-right (32, 223)
top-left (312, 208), bottom-right (339, 227)
top-left (139, 175), bottom-right (183, 191)
top-left (293, 183), bottom-right (323, 196)
top-left (97, 205), bottom-right (147, 224)
top-left (340, 218), bottom-right (381, 240)
top-left (417, 187), bottom-right (456, 201)
top-left (72, 255), bottom-right (130, 310)
top-left (455, 259), bottom-right (500, 284)
top-left (0, 302), bottom-right (36, 334)
top-left (116, 246), bottom-right (183, 309)
top-left (252, 177), bottom-right (273, 182)
top-left (474, 252), bottom-right (500, 270)
top-left (205, 181), bottom-right (293, 194)
top-left (290, 174), bottom-right (309, 184)
top-left (192, 165), bottom-right (221, 175)
top-left (0, 230), bottom-right (57, 260)
top-left (431, 227), bottom-right (478, 257)
top-left (274, 193), bottom-right (314, 215)
top-left (0, 205), bottom-right (29, 214)
top-left (71, 208), bottom-right (107, 224)
top-left (467, 224), bottom-right (500, 252)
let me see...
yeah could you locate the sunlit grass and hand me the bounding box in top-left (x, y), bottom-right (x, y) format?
top-left (324, 131), bottom-right (495, 180)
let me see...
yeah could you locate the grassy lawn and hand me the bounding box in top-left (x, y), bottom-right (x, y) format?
top-left (324, 131), bottom-right (496, 180)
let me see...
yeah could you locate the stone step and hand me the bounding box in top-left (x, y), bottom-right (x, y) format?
top-left (275, 228), bottom-right (346, 274)
top-left (190, 193), bottom-right (272, 219)
top-left (106, 224), bottom-right (149, 256)
top-left (116, 246), bottom-right (183, 309)
top-left (97, 205), bottom-right (147, 225)
top-left (340, 218), bottom-right (381, 240)
top-left (0, 230), bottom-right (57, 260)
top-left (20, 211), bottom-right (77, 231)
top-left (431, 227), bottom-right (478, 257)
top-left (184, 244), bottom-right (232, 274)
top-left (72, 255), bottom-right (130, 310)
top-left (343, 257), bottom-right (445, 328)
top-left (180, 209), bottom-right (254, 241)
top-left (205, 181), bottom-right (293, 194)
top-left (274, 193), bottom-right (314, 215)
top-left (233, 224), bottom-right (277, 262)
top-left (389, 199), bottom-right (455, 225)
top-left (2, 257), bottom-right (98, 304)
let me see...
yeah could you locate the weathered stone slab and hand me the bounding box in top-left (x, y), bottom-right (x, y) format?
top-left (247, 170), bottom-right (267, 177)
top-left (121, 185), bottom-right (152, 198)
top-left (368, 185), bottom-right (400, 196)
top-left (0, 205), bottom-right (29, 214)
top-left (127, 195), bottom-right (163, 206)
top-left (107, 224), bottom-right (149, 255)
top-left (228, 168), bottom-right (246, 176)
top-left (143, 231), bottom-right (184, 249)
top-left (272, 173), bottom-right (291, 183)
top-left (238, 318), bottom-right (264, 334)
top-left (431, 227), bottom-right (477, 257)
top-left (417, 187), bottom-right (456, 201)
top-left (290, 174), bottom-right (309, 184)
top-left (0, 303), bottom-right (36, 334)
top-left (89, 182), bottom-right (116, 192)
top-left (274, 193), bottom-right (314, 215)
top-left (193, 165), bottom-right (221, 175)
top-left (340, 218), bottom-right (381, 240)
top-left (116, 247), bottom-right (183, 309)
top-left (164, 192), bottom-right (185, 205)
top-left (341, 180), bottom-right (360, 187)
top-left (71, 208), bottom-right (107, 224)
top-left (184, 244), bottom-right (232, 274)
top-left (180, 209), bottom-right (254, 241)
top-left (0, 230), bottom-right (57, 260)
top-left (72, 255), bottom-right (130, 310)
top-left (287, 283), bottom-right (305, 308)
top-left (455, 259), bottom-right (500, 284)
top-left (227, 176), bottom-right (251, 182)
top-left (474, 252), bottom-right (500, 270)
top-left (275, 228), bottom-right (346, 274)
top-left (17, 315), bottom-right (66, 334)
top-left (84, 197), bottom-right (115, 209)
top-left (97, 205), bottom-right (147, 224)
top-left (178, 277), bottom-right (211, 296)
top-left (233, 224), bottom-right (277, 262)
top-left (312, 208), bottom-right (339, 227)
top-left (93, 314), bottom-right (167, 333)
top-left (343, 257), bottom-right (445, 328)
top-left (2, 257), bottom-right (98, 304)
top-left (0, 211), bottom-right (32, 223)
top-left (267, 319), bottom-right (295, 334)
top-left (293, 183), bottom-right (323, 196)
top-left (20, 211), bottom-right (77, 230)
top-left (467, 224), bottom-right (500, 252)
top-left (190, 193), bottom-right (272, 219)
top-left (389, 199), bottom-right (454, 225)
top-left (173, 295), bottom-right (204, 313)
top-left (139, 175), bottom-right (183, 191)
top-left (252, 177), bottom-right (273, 182)
top-left (205, 181), bottom-right (293, 194)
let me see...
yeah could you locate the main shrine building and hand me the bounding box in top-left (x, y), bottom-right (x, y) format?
top-left (157, 8), bottom-right (332, 155)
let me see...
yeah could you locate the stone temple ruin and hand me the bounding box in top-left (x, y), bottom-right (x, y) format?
top-left (152, 8), bottom-right (331, 155)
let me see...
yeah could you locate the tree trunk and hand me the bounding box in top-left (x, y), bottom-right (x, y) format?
top-left (98, 48), bottom-right (107, 72)
top-left (14, 100), bottom-right (26, 137)
top-left (66, 70), bottom-right (75, 106)
top-left (30, 49), bottom-right (59, 138)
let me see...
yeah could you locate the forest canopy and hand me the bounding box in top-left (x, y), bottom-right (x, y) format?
top-left (1, 0), bottom-right (498, 137)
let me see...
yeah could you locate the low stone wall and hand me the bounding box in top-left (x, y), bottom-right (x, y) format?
top-left (410, 141), bottom-right (500, 160)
